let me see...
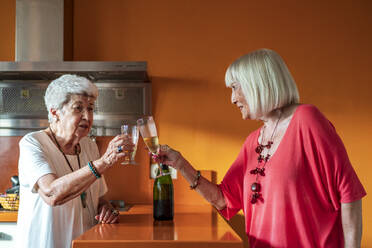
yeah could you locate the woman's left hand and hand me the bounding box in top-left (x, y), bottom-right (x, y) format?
top-left (95, 204), bottom-right (120, 224)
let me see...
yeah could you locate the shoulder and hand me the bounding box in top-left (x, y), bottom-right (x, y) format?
top-left (295, 104), bottom-right (332, 128)
top-left (19, 131), bottom-right (46, 147)
top-left (293, 104), bottom-right (340, 142)
top-left (295, 104), bottom-right (326, 120)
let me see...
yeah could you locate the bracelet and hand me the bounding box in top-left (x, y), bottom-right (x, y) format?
top-left (190, 170), bottom-right (201, 190)
top-left (88, 161), bottom-right (101, 179)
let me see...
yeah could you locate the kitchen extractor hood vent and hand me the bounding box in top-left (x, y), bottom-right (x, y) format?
top-left (0, 61), bottom-right (151, 136)
top-left (0, 62), bottom-right (148, 81)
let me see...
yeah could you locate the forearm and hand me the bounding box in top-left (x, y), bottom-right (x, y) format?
top-left (38, 165), bottom-right (97, 206)
top-left (177, 157), bottom-right (226, 210)
top-left (341, 200), bottom-right (363, 248)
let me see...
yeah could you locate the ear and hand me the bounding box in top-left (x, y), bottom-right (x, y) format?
top-left (50, 108), bottom-right (60, 122)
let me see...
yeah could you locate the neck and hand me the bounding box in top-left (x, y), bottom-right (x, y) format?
top-left (260, 103), bottom-right (298, 129)
top-left (49, 124), bottom-right (79, 155)
top-left (261, 108), bottom-right (283, 129)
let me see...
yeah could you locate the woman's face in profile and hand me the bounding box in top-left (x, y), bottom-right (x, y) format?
top-left (230, 82), bottom-right (250, 120)
top-left (58, 94), bottom-right (95, 139)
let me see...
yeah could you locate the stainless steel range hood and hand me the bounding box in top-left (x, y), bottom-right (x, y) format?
top-left (0, 61), bottom-right (149, 81)
top-left (0, 61), bottom-right (151, 136)
top-left (0, 0), bottom-right (151, 136)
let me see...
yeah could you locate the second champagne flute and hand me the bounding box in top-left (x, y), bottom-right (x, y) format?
top-left (120, 123), bottom-right (139, 165)
top-left (137, 116), bottom-right (162, 174)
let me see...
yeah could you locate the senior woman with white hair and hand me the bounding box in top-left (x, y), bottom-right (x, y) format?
top-left (157, 49), bottom-right (366, 247)
top-left (17, 74), bottom-right (131, 248)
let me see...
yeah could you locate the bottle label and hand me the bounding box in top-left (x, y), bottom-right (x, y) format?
top-left (155, 172), bottom-right (171, 178)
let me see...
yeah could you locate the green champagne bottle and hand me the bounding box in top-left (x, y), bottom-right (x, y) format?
top-left (153, 164), bottom-right (174, 221)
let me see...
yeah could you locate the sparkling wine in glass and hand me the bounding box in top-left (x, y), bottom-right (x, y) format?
top-left (143, 136), bottom-right (159, 154)
top-left (120, 123), bottom-right (139, 165)
top-left (137, 116), bottom-right (162, 174)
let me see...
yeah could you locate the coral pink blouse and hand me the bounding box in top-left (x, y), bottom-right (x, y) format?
top-left (219, 104), bottom-right (366, 248)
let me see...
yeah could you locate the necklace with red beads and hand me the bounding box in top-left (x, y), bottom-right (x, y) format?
top-left (250, 112), bottom-right (282, 204)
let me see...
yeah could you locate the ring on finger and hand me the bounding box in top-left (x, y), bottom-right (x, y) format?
top-left (111, 209), bottom-right (119, 216)
top-left (161, 144), bottom-right (170, 152)
top-left (117, 146), bottom-right (123, 153)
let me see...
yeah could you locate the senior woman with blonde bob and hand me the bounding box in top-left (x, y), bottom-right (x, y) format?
top-left (17, 74), bottom-right (131, 248)
top-left (157, 49), bottom-right (366, 247)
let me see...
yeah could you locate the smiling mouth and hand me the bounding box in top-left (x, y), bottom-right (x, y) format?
top-left (79, 125), bottom-right (89, 129)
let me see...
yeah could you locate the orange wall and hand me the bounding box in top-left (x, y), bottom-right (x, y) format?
top-left (1, 0), bottom-right (371, 246)
top-left (72, 1), bottom-right (372, 245)
top-left (0, 0), bottom-right (15, 61)
top-left (0, 0), bottom-right (16, 192)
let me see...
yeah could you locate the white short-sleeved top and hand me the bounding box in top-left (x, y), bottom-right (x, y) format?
top-left (16, 131), bottom-right (108, 248)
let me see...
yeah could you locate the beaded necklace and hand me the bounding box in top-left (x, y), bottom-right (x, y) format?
top-left (49, 127), bottom-right (87, 208)
top-left (250, 112), bottom-right (282, 204)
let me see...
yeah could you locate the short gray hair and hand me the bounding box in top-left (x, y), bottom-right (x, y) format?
top-left (225, 49), bottom-right (300, 119)
top-left (44, 74), bottom-right (98, 122)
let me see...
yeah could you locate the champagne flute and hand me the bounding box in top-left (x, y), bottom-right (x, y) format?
top-left (120, 123), bottom-right (139, 165)
top-left (137, 116), bottom-right (162, 175)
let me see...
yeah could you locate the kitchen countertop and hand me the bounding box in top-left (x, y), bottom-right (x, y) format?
top-left (0, 205), bottom-right (244, 248)
top-left (0, 209), bottom-right (17, 222)
top-left (72, 204), bottom-right (243, 248)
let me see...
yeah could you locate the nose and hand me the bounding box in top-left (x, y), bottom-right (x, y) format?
top-left (81, 109), bottom-right (89, 120)
top-left (231, 91), bottom-right (237, 104)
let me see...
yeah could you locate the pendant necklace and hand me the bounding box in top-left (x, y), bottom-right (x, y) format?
top-left (250, 112), bottom-right (282, 204)
top-left (49, 127), bottom-right (87, 208)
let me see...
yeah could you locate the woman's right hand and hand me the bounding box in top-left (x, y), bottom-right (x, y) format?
top-left (96, 134), bottom-right (133, 168)
top-left (157, 144), bottom-right (184, 170)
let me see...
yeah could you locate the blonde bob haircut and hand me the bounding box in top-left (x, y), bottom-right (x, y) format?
top-left (225, 49), bottom-right (299, 119)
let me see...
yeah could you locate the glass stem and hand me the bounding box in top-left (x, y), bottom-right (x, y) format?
top-left (152, 152), bottom-right (163, 176)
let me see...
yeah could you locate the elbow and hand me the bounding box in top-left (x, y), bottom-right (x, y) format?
top-left (42, 193), bottom-right (61, 206)
top-left (48, 197), bottom-right (60, 207)
top-left (214, 201), bottom-right (227, 211)
top-left (39, 188), bottom-right (62, 207)
top-left (40, 194), bottom-right (58, 206)
top-left (45, 195), bottom-right (70, 207)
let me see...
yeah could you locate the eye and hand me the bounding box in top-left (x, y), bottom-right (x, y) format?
top-left (73, 105), bottom-right (83, 112)
top-left (232, 83), bottom-right (241, 91)
top-left (87, 107), bottom-right (94, 112)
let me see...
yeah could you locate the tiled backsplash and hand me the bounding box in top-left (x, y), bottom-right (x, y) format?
top-left (0, 137), bottom-right (21, 193)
